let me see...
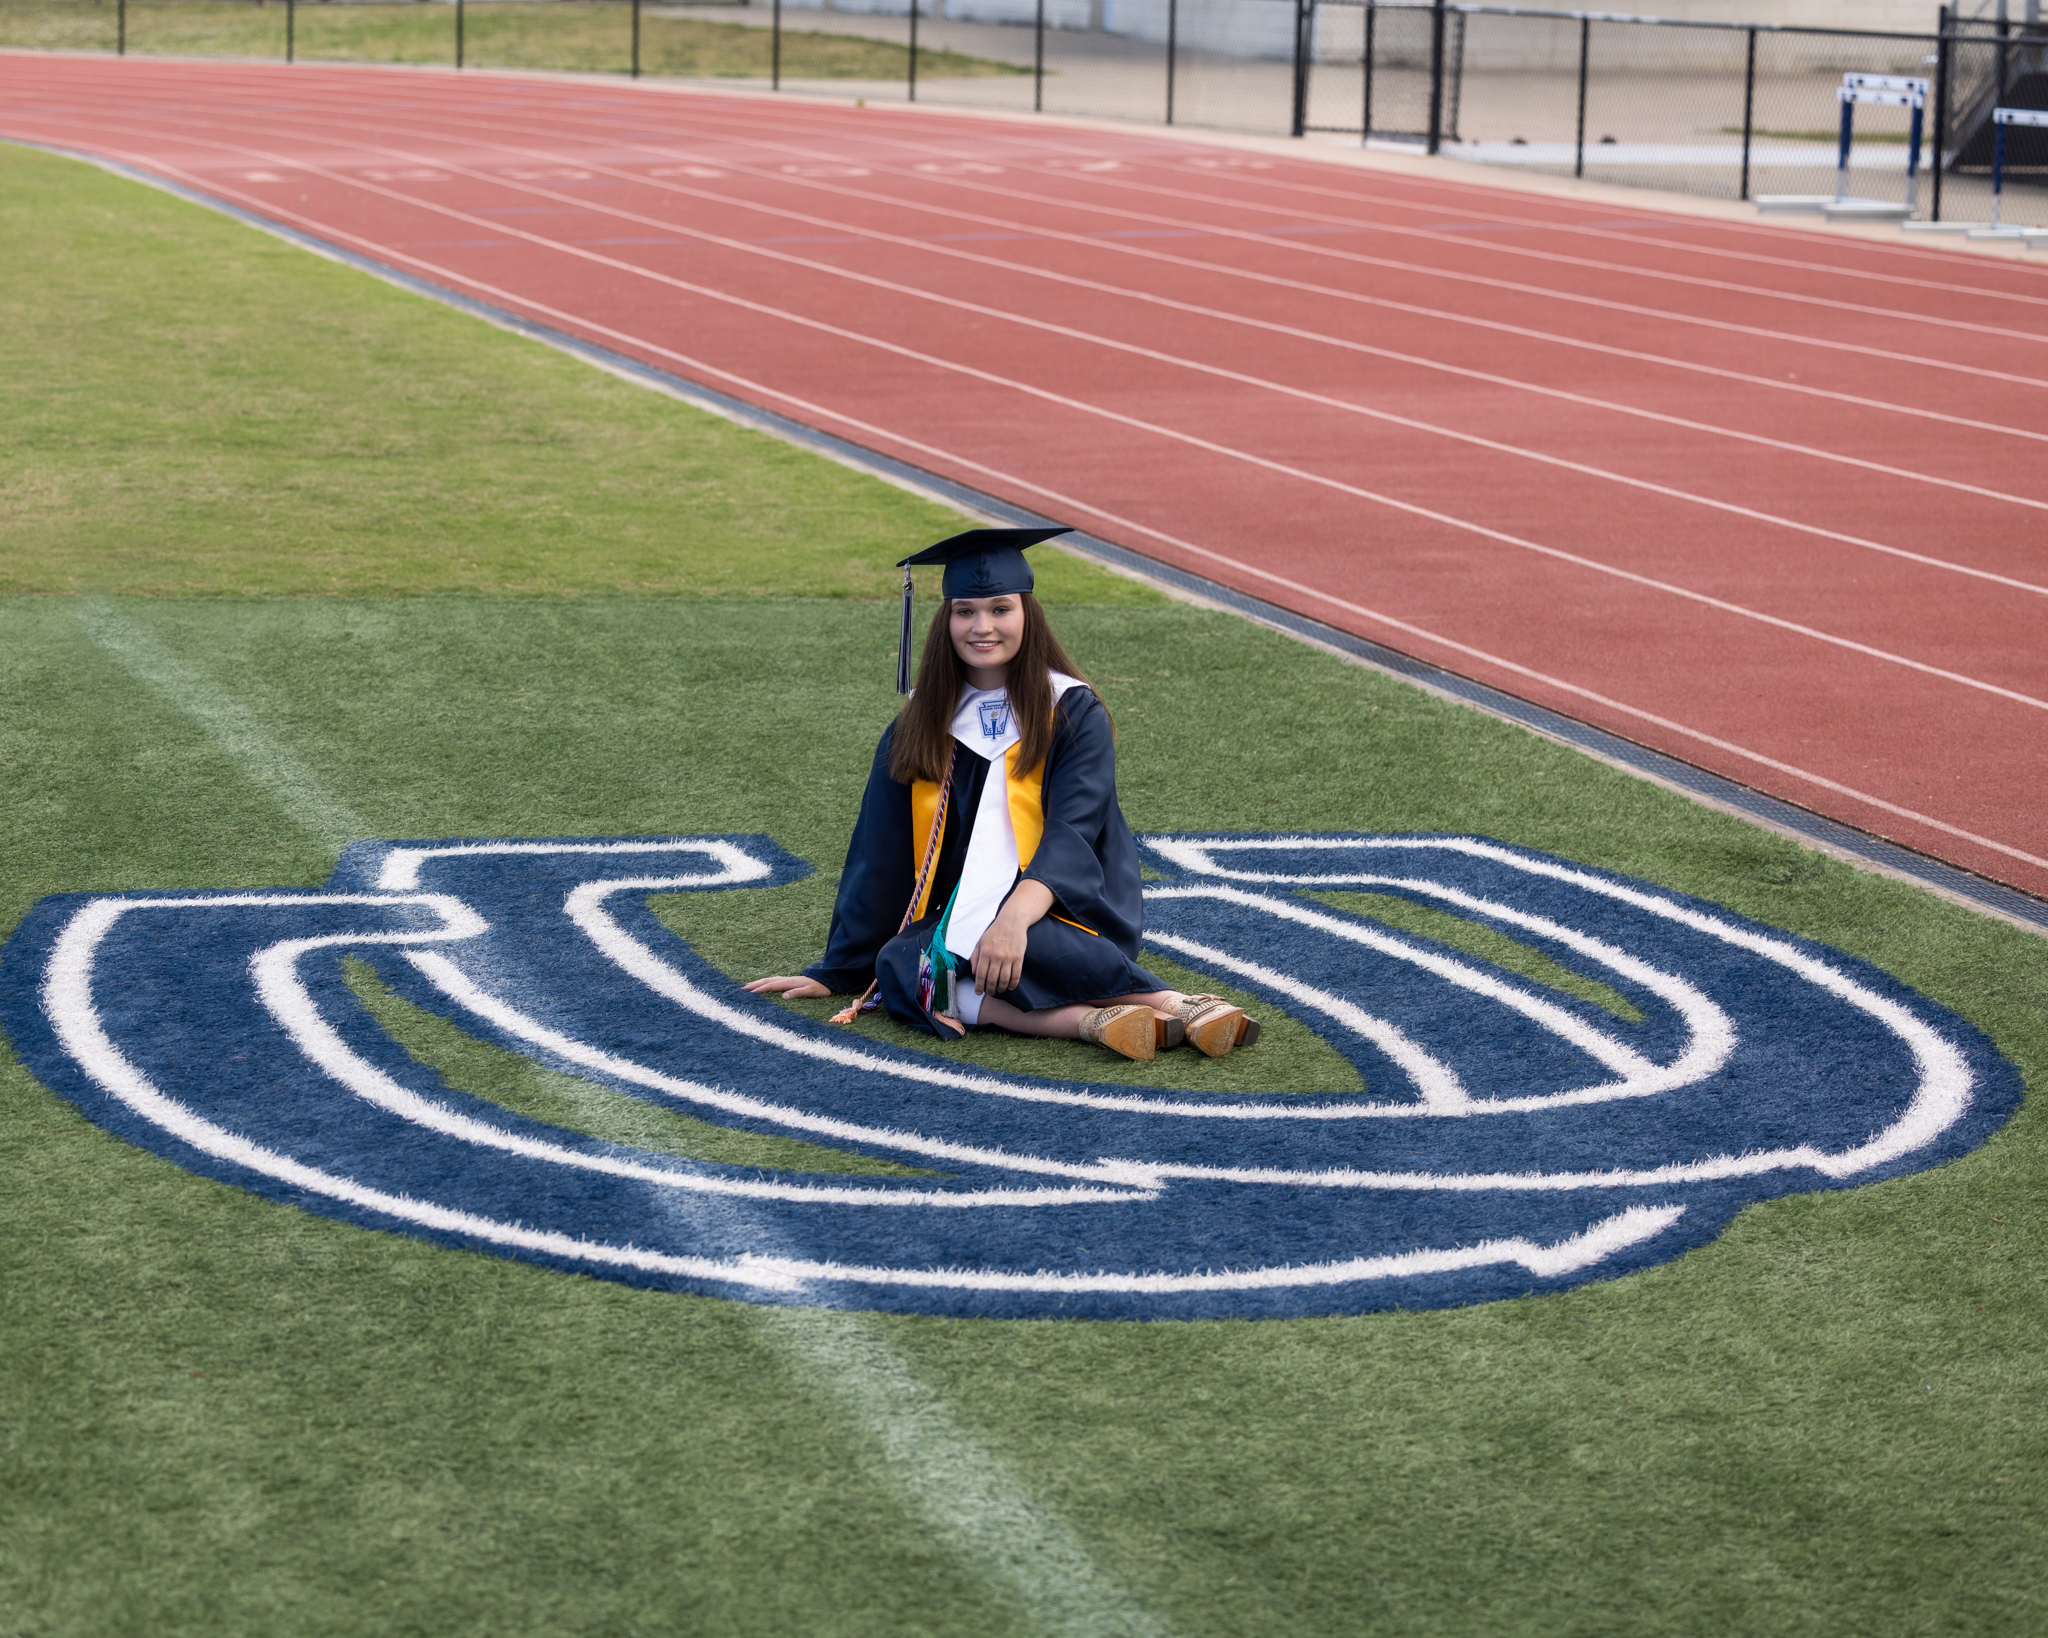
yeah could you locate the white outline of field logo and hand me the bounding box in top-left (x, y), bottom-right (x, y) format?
top-left (0, 832), bottom-right (2020, 1321)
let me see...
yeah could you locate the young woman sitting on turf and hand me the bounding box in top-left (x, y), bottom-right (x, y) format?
top-left (744, 527), bottom-right (1258, 1063)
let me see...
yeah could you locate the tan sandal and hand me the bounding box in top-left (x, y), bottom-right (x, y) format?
top-left (1079, 1004), bottom-right (1158, 1062)
top-left (1171, 994), bottom-right (1261, 1059)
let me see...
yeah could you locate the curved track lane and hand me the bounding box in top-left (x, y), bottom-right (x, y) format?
top-left (5, 54), bottom-right (2043, 894)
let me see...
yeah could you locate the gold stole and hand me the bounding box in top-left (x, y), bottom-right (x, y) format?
top-left (910, 744), bottom-right (1046, 923)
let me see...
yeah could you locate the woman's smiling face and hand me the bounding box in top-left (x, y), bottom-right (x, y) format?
top-left (950, 595), bottom-right (1025, 686)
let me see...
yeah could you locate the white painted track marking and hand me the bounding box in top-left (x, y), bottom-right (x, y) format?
top-left (81, 107), bottom-right (2048, 554)
top-left (307, 92), bottom-right (2048, 448)
top-left (40, 139), bottom-right (2045, 871)
top-left (819, 109), bottom-right (2045, 300)
top-left (963, 139), bottom-right (2048, 349)
top-left (632, 102), bottom-right (2048, 381)
top-left (110, 99), bottom-right (2048, 523)
top-left (1112, 153), bottom-right (2048, 308)
top-left (583, 118), bottom-right (2048, 445)
top-left (46, 120), bottom-right (2048, 716)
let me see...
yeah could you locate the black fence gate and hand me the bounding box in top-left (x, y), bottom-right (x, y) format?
top-left (1303, 0), bottom-right (1464, 148)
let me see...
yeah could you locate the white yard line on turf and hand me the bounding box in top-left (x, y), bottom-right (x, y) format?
top-left (76, 602), bottom-right (370, 851)
top-left (760, 1307), bottom-right (1175, 1638)
top-left (64, 601), bottom-right (1174, 1638)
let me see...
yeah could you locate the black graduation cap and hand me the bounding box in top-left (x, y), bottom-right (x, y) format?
top-left (892, 526), bottom-right (1072, 693)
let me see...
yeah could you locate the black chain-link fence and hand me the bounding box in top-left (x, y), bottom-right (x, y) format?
top-left (6, 0), bottom-right (2041, 224)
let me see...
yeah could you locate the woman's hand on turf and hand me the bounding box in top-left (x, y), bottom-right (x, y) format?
top-left (972, 881), bottom-right (1055, 996)
top-left (745, 975), bottom-right (831, 1000)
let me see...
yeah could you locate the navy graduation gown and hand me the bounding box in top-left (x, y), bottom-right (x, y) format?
top-left (804, 687), bottom-right (1159, 1030)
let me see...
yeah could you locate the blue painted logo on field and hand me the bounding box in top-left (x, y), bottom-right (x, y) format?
top-left (0, 833), bottom-right (2020, 1320)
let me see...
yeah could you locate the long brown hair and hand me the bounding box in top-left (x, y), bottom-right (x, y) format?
top-left (889, 594), bottom-right (1090, 784)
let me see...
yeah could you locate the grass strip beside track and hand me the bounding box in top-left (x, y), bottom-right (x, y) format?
top-left (0, 142), bottom-right (1150, 601)
top-left (0, 0), bottom-right (1025, 79)
top-left (3, 141), bottom-right (2046, 1638)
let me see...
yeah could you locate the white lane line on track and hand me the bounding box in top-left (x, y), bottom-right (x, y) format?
top-left (627, 145), bottom-right (2048, 450)
top-left (209, 105), bottom-right (2048, 524)
top-left (883, 124), bottom-right (2048, 347)
top-left (98, 139), bottom-right (2048, 712)
top-left (757, 1309), bottom-right (1175, 1638)
top-left (70, 145), bottom-right (2042, 876)
top-left (1223, 177), bottom-right (2048, 307)
top-left (46, 77), bottom-right (2048, 435)
top-left (42, 58), bottom-right (2035, 308)
top-left (38, 113), bottom-right (2048, 647)
top-left (63, 126), bottom-right (2048, 727)
top-left (373, 99), bottom-right (2048, 451)
top-left (44, 67), bottom-right (2043, 394)
top-left (1155, 161), bottom-right (2048, 308)
top-left (75, 601), bottom-right (370, 850)
top-left (68, 602), bottom-right (1173, 1637)
top-left (747, 105), bottom-right (2039, 300)
top-left (614, 101), bottom-right (2048, 379)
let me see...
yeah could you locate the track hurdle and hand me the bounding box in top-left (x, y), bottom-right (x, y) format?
top-left (1964, 108), bottom-right (2048, 241)
top-left (1757, 73), bottom-right (1927, 220)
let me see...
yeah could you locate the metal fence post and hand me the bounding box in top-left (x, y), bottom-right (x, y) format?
top-left (1996, 0), bottom-right (2010, 107)
top-left (1574, 14), bottom-right (1589, 178)
top-left (1167, 0), bottom-right (1178, 125)
top-left (286, 0), bottom-right (295, 63)
top-left (772, 0), bottom-right (782, 90)
top-left (1290, 0), bottom-right (1311, 137)
top-left (1931, 5), bottom-right (1950, 221)
top-left (1426, 0), bottom-right (1446, 155)
top-left (1362, 1), bottom-right (1375, 144)
top-left (1033, 0), bottom-right (1044, 112)
top-left (632, 0), bottom-right (642, 77)
top-left (117, 0), bottom-right (125, 56)
top-left (456, 0), bottom-right (465, 70)
top-left (908, 0), bottom-right (919, 102)
top-left (1739, 26), bottom-right (1755, 199)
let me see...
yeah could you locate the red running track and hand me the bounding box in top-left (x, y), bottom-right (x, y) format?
top-left (6, 55), bottom-right (2046, 895)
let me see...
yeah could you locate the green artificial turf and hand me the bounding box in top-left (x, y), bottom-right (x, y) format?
top-left (340, 954), bottom-right (933, 1173)
top-left (0, 142), bottom-right (1147, 605)
top-left (1310, 889), bottom-right (1648, 1023)
top-left (3, 141), bottom-right (2046, 1638)
top-left (0, 0), bottom-right (1024, 79)
top-left (652, 882), bottom-right (1368, 1094)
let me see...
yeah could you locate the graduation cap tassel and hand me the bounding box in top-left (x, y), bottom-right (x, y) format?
top-left (896, 564), bottom-right (915, 695)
